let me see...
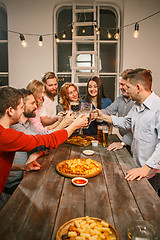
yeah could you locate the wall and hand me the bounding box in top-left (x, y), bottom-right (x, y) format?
top-left (2, 0), bottom-right (160, 95)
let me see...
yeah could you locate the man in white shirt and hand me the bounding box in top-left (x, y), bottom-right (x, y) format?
top-left (94, 68), bottom-right (160, 193)
top-left (40, 72), bottom-right (59, 126)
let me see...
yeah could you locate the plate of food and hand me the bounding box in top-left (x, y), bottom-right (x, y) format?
top-left (56, 158), bottom-right (102, 178)
top-left (65, 135), bottom-right (95, 147)
top-left (56, 216), bottom-right (119, 240)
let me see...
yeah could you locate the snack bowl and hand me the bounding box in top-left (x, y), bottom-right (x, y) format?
top-left (72, 177), bottom-right (88, 187)
top-left (91, 140), bottom-right (98, 147)
top-left (83, 150), bottom-right (94, 156)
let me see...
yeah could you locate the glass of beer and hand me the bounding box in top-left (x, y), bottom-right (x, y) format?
top-left (80, 102), bottom-right (92, 128)
top-left (97, 125), bottom-right (103, 144)
top-left (127, 220), bottom-right (158, 240)
top-left (70, 101), bottom-right (80, 118)
top-left (102, 125), bottom-right (109, 147)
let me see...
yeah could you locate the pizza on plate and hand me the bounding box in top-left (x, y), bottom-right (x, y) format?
top-left (56, 158), bottom-right (102, 178)
top-left (66, 136), bottom-right (95, 147)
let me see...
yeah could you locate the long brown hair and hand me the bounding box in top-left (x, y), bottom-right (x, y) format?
top-left (26, 80), bottom-right (45, 107)
top-left (59, 82), bottom-right (80, 111)
top-left (85, 76), bottom-right (106, 109)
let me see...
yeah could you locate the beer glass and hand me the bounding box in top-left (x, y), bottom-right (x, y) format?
top-left (70, 101), bottom-right (80, 118)
top-left (97, 125), bottom-right (103, 144)
top-left (80, 102), bottom-right (92, 129)
top-left (127, 220), bottom-right (158, 240)
top-left (102, 125), bottom-right (109, 147)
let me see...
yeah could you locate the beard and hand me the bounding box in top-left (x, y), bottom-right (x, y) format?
top-left (23, 109), bottom-right (36, 118)
top-left (46, 89), bottom-right (57, 99)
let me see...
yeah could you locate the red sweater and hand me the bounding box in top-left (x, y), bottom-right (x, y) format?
top-left (0, 125), bottom-right (68, 194)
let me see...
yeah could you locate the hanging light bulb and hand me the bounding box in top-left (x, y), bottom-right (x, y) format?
top-left (107, 31), bottom-right (112, 39)
top-left (38, 35), bottom-right (43, 46)
top-left (62, 31), bottom-right (66, 38)
top-left (95, 24), bottom-right (98, 32)
top-left (82, 28), bottom-right (86, 34)
top-left (19, 34), bottom-right (28, 47)
top-left (96, 28), bottom-right (100, 35)
top-left (71, 25), bottom-right (74, 33)
top-left (133, 22), bottom-right (139, 38)
top-left (55, 34), bottom-right (60, 43)
top-left (114, 28), bottom-right (119, 39)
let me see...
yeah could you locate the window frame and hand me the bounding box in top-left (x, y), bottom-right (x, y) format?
top-left (54, 3), bottom-right (121, 99)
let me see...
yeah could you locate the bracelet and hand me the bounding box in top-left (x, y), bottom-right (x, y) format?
top-left (121, 142), bottom-right (126, 147)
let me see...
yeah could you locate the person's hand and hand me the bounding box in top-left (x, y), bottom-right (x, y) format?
top-left (24, 160), bottom-right (41, 172)
top-left (26, 152), bottom-right (43, 165)
top-left (92, 109), bottom-right (104, 121)
top-left (73, 113), bottom-right (88, 129)
top-left (125, 165), bottom-right (152, 181)
top-left (107, 142), bottom-right (123, 151)
top-left (57, 112), bottom-right (64, 121)
top-left (61, 112), bottom-right (75, 127)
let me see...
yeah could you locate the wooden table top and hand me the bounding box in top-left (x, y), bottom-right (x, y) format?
top-left (0, 134), bottom-right (160, 240)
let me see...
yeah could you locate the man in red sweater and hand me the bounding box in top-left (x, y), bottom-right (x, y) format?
top-left (0, 86), bottom-right (88, 195)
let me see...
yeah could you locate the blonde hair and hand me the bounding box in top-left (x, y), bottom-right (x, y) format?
top-left (59, 82), bottom-right (80, 111)
top-left (26, 80), bottom-right (45, 106)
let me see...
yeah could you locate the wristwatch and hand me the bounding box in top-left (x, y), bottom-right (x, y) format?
top-left (120, 142), bottom-right (126, 147)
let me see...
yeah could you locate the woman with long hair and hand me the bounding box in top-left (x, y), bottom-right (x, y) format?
top-left (81, 76), bottom-right (112, 135)
top-left (27, 80), bottom-right (74, 133)
top-left (56, 82), bottom-right (81, 113)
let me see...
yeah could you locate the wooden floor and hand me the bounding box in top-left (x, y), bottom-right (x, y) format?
top-left (0, 135), bottom-right (160, 240)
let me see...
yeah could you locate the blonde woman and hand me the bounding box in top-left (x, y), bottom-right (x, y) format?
top-left (57, 82), bottom-right (80, 113)
top-left (26, 80), bottom-right (74, 133)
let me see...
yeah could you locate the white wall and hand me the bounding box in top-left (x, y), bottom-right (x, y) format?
top-left (2, 0), bottom-right (160, 95)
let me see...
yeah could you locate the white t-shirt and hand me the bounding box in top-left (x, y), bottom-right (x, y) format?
top-left (39, 95), bottom-right (58, 117)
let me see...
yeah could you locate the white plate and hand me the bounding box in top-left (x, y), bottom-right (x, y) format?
top-left (72, 177), bottom-right (88, 187)
top-left (83, 150), bottom-right (94, 156)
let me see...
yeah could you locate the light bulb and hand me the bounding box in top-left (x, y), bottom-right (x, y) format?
top-left (19, 34), bottom-right (28, 48)
top-left (96, 28), bottom-right (100, 35)
top-left (133, 23), bottom-right (139, 38)
top-left (107, 32), bottom-right (112, 39)
top-left (95, 25), bottom-right (98, 32)
top-left (62, 31), bottom-right (66, 38)
top-left (21, 40), bottom-right (28, 48)
top-left (55, 34), bottom-right (60, 43)
top-left (38, 35), bottom-right (43, 46)
top-left (114, 29), bottom-right (119, 39)
top-left (82, 28), bottom-right (85, 33)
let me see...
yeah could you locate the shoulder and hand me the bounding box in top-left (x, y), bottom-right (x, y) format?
top-left (101, 97), bottom-right (112, 106)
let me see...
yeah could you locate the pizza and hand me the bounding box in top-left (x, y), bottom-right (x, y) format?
top-left (56, 158), bottom-right (102, 178)
top-left (56, 216), bottom-right (119, 240)
top-left (66, 136), bottom-right (95, 147)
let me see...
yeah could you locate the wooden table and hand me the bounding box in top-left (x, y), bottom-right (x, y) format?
top-left (0, 135), bottom-right (160, 240)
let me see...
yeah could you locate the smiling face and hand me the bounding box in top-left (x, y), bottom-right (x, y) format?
top-left (119, 78), bottom-right (130, 98)
top-left (45, 77), bottom-right (58, 98)
top-left (36, 85), bottom-right (45, 105)
top-left (88, 80), bottom-right (98, 98)
top-left (126, 79), bottom-right (138, 101)
top-left (23, 94), bottom-right (37, 118)
top-left (67, 86), bottom-right (78, 102)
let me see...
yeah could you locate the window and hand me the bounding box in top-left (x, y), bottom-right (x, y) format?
top-left (0, 3), bottom-right (8, 86)
top-left (54, 3), bottom-right (120, 101)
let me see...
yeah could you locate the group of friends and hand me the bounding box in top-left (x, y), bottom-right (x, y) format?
top-left (0, 67), bottom-right (160, 211)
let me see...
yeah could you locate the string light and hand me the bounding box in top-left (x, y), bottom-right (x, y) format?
top-left (4, 9), bottom-right (159, 45)
top-left (133, 22), bottom-right (139, 38)
top-left (19, 33), bottom-right (28, 47)
top-left (38, 35), bottom-right (43, 46)
top-left (107, 31), bottom-right (112, 39)
top-left (114, 28), bottom-right (119, 39)
top-left (71, 25), bottom-right (74, 33)
top-left (62, 31), bottom-right (66, 38)
top-left (55, 34), bottom-right (60, 43)
top-left (82, 28), bottom-right (85, 34)
top-left (96, 28), bottom-right (100, 35)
